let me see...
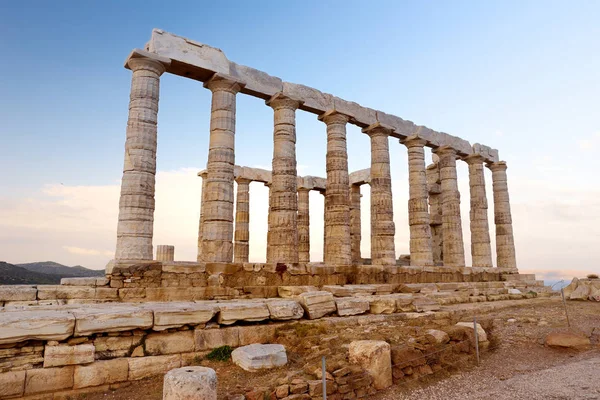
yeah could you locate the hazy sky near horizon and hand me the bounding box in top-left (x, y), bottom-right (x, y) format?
top-left (0, 1), bottom-right (598, 283)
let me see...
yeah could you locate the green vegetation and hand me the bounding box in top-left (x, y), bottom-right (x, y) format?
top-left (206, 345), bottom-right (233, 361)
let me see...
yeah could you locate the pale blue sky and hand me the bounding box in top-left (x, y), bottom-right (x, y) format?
top-left (0, 1), bottom-right (599, 282)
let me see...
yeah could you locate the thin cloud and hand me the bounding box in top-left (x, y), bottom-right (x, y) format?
top-left (63, 246), bottom-right (113, 256)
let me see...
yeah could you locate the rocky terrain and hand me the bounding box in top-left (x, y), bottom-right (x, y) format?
top-left (0, 261), bottom-right (103, 284)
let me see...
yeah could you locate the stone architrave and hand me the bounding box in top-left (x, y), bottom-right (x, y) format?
top-left (487, 161), bottom-right (517, 269)
top-left (196, 171), bottom-right (208, 261)
top-left (320, 111), bottom-right (352, 265)
top-left (199, 74), bottom-right (245, 263)
top-left (234, 178), bottom-right (251, 263)
top-left (156, 245), bottom-right (175, 262)
top-left (266, 93), bottom-right (302, 263)
top-left (434, 146), bottom-right (465, 267)
top-left (297, 188), bottom-right (311, 263)
top-left (349, 184), bottom-right (362, 263)
top-left (362, 124), bottom-right (396, 265)
top-left (115, 55), bottom-right (169, 260)
top-left (465, 154), bottom-right (493, 267)
top-left (426, 162), bottom-right (443, 264)
top-left (402, 136), bottom-right (434, 266)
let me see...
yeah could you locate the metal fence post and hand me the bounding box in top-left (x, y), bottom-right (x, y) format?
top-left (322, 356), bottom-right (327, 400)
top-left (473, 316), bottom-right (480, 366)
top-left (561, 288), bottom-right (571, 328)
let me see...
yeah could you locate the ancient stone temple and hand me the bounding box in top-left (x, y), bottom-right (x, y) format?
top-left (109, 29), bottom-right (517, 273)
top-left (0, 30), bottom-right (544, 400)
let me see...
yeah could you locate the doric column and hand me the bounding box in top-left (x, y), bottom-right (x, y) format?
top-left (297, 188), bottom-right (311, 263)
top-left (426, 162), bottom-right (443, 265)
top-left (196, 171), bottom-right (208, 261)
top-left (402, 136), bottom-right (434, 266)
top-left (465, 155), bottom-right (493, 267)
top-left (362, 123), bottom-right (396, 265)
top-left (266, 93), bottom-right (302, 263)
top-left (433, 146), bottom-right (465, 267)
top-left (349, 184), bottom-right (362, 263)
top-left (199, 74), bottom-right (245, 262)
top-left (319, 190), bottom-right (327, 261)
top-left (156, 245), bottom-right (175, 262)
top-left (115, 55), bottom-right (168, 260)
top-left (234, 178), bottom-right (251, 263)
top-left (487, 161), bottom-right (517, 269)
top-left (320, 111), bottom-right (352, 265)
top-left (264, 181), bottom-right (273, 262)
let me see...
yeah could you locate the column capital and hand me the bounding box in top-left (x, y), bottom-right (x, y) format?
top-left (203, 73), bottom-right (246, 94)
top-left (361, 122), bottom-right (394, 137)
top-left (297, 186), bottom-right (312, 193)
top-left (125, 49), bottom-right (170, 75)
top-left (197, 170), bottom-right (208, 179)
top-left (463, 154), bottom-right (486, 165)
top-left (486, 161), bottom-right (508, 172)
top-left (318, 110), bottom-right (350, 125)
top-left (432, 145), bottom-right (458, 157)
top-left (401, 135), bottom-right (427, 148)
top-left (235, 177), bottom-right (252, 185)
top-left (266, 92), bottom-right (303, 110)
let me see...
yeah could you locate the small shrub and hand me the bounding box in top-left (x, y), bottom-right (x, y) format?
top-left (206, 345), bottom-right (233, 361)
top-left (587, 274), bottom-right (599, 279)
top-left (527, 291), bottom-right (538, 297)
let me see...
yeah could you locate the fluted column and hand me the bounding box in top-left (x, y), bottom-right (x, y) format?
top-left (320, 111), bottom-right (352, 265)
top-left (362, 124), bottom-right (396, 265)
top-left (319, 190), bottom-right (327, 261)
top-left (298, 188), bottom-right (311, 263)
top-left (197, 171), bottom-right (208, 261)
top-left (487, 161), bottom-right (517, 269)
top-left (234, 178), bottom-right (251, 263)
top-left (465, 155), bottom-right (493, 267)
top-left (156, 245), bottom-right (175, 262)
top-left (350, 184), bottom-right (362, 264)
top-left (402, 136), bottom-right (434, 266)
top-left (199, 74), bottom-right (245, 262)
top-left (266, 93), bottom-right (302, 263)
top-left (426, 162), bottom-right (443, 265)
top-left (434, 146), bottom-right (465, 267)
top-left (115, 56), bottom-right (168, 260)
top-left (265, 182), bottom-right (273, 262)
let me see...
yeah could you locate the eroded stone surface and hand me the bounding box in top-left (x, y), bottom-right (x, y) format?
top-left (72, 306), bottom-right (153, 336)
top-left (0, 310), bottom-right (75, 344)
top-left (297, 291), bottom-right (336, 319)
top-left (217, 302), bottom-right (270, 325)
top-left (348, 340), bottom-right (392, 390)
top-left (163, 366), bottom-right (218, 400)
top-left (266, 300), bottom-right (304, 320)
top-left (43, 343), bottom-right (95, 367)
top-left (231, 344), bottom-right (287, 371)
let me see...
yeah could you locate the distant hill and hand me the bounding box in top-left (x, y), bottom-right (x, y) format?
top-left (0, 261), bottom-right (104, 285)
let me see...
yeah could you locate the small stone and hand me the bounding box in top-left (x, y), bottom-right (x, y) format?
top-left (545, 332), bottom-right (591, 349)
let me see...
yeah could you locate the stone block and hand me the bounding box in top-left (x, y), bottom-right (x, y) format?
top-left (425, 329), bottom-right (450, 345)
top-left (277, 286), bottom-right (318, 298)
top-left (456, 322), bottom-right (487, 342)
top-left (0, 310), bottom-right (75, 344)
top-left (335, 298), bottom-right (370, 316)
top-left (231, 344), bottom-right (287, 371)
top-left (142, 302), bottom-right (218, 330)
top-left (127, 354), bottom-right (181, 381)
top-left (162, 262), bottom-right (206, 274)
top-left (44, 344), bottom-right (95, 367)
top-left (38, 285), bottom-right (96, 300)
top-left (376, 111), bottom-right (417, 138)
top-left (238, 324), bottom-right (277, 346)
top-left (195, 327), bottom-right (240, 351)
top-left (282, 82), bottom-right (333, 114)
top-left (545, 332), bottom-right (591, 349)
top-left (163, 366), bottom-right (217, 400)
top-left (349, 340), bottom-right (392, 390)
top-left (72, 306), bottom-right (153, 336)
top-left (93, 335), bottom-right (142, 357)
top-left (333, 97), bottom-right (377, 127)
top-left (145, 331), bottom-right (195, 355)
top-left (61, 277), bottom-right (98, 286)
top-left (217, 302), bottom-right (270, 325)
top-left (297, 291), bottom-right (336, 319)
top-left (96, 277), bottom-right (110, 286)
top-left (73, 358), bottom-right (129, 389)
top-left (413, 298), bottom-right (441, 312)
top-left (367, 295), bottom-right (396, 314)
top-left (95, 287), bottom-right (119, 300)
top-left (0, 370), bottom-right (26, 398)
top-left (0, 285), bottom-right (37, 301)
top-left (266, 300), bottom-right (304, 320)
top-left (231, 63), bottom-right (283, 99)
top-left (24, 366), bottom-right (74, 395)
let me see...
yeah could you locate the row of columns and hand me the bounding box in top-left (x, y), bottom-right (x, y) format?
top-left (115, 58), bottom-right (517, 270)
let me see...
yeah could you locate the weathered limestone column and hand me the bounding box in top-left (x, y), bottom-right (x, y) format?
top-left (362, 124), bottom-right (396, 265)
top-left (349, 184), bottom-right (362, 263)
top-left (156, 245), bottom-right (175, 262)
top-left (297, 188), bottom-right (311, 263)
top-left (266, 93), bottom-right (302, 263)
top-left (264, 181), bottom-right (273, 262)
top-left (487, 161), bottom-right (517, 269)
top-left (433, 146), bottom-right (465, 267)
top-left (402, 136), bottom-right (434, 266)
top-left (163, 366), bottom-right (217, 400)
top-left (197, 171), bottom-right (208, 261)
top-left (465, 155), bottom-right (493, 267)
top-left (319, 189), bottom-right (327, 261)
top-left (320, 111), bottom-right (352, 265)
top-left (199, 74), bottom-right (245, 263)
top-left (234, 178), bottom-right (251, 263)
top-left (426, 162), bottom-right (443, 265)
top-left (115, 54), bottom-right (168, 260)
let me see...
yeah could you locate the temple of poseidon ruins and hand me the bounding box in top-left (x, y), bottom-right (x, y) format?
top-left (0, 29), bottom-right (549, 400)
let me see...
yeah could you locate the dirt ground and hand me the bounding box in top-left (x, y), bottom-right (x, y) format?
top-left (83, 298), bottom-right (600, 400)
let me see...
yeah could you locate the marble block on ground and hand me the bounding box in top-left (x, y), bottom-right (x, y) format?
top-left (231, 344), bottom-right (287, 372)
